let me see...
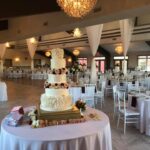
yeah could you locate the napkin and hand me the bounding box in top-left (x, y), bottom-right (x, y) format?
top-left (120, 82), bottom-right (124, 86)
top-left (108, 80), bottom-right (111, 86)
top-left (131, 96), bottom-right (137, 107)
top-left (95, 87), bottom-right (97, 93)
top-left (81, 87), bottom-right (85, 93)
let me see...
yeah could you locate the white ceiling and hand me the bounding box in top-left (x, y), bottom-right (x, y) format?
top-left (7, 14), bottom-right (150, 57)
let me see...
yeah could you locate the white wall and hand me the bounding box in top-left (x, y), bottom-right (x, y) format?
top-left (4, 49), bottom-right (49, 67)
top-left (128, 51), bottom-right (150, 69)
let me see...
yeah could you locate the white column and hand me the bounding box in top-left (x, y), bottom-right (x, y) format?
top-left (0, 59), bottom-right (4, 77)
top-left (0, 44), bottom-right (6, 77)
top-left (86, 24), bottom-right (103, 84)
top-left (122, 60), bottom-right (127, 75)
top-left (120, 19), bottom-right (134, 74)
top-left (26, 38), bottom-right (38, 70)
top-left (31, 59), bottom-right (34, 71)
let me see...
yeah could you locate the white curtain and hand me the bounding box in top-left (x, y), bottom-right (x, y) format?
top-left (26, 38), bottom-right (38, 70)
top-left (0, 44), bottom-right (6, 77)
top-left (86, 24), bottom-right (103, 84)
top-left (120, 19), bottom-right (134, 74)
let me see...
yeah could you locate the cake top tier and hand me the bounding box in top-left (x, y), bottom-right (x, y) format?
top-left (51, 48), bottom-right (64, 59)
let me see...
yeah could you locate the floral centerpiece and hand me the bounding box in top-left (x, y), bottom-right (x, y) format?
top-left (75, 99), bottom-right (86, 111)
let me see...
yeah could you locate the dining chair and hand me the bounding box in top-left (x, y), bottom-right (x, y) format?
top-left (117, 91), bottom-right (140, 134)
top-left (113, 85), bottom-right (118, 118)
top-left (81, 84), bottom-right (96, 108)
top-left (94, 82), bottom-right (105, 108)
top-left (105, 79), bottom-right (113, 96)
top-left (127, 82), bottom-right (139, 92)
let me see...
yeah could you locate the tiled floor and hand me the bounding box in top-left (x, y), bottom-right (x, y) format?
top-left (0, 79), bottom-right (150, 150)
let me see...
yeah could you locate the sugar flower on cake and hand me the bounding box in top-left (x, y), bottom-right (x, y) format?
top-left (44, 81), bottom-right (49, 88)
top-left (55, 83), bottom-right (59, 89)
top-left (55, 69), bottom-right (60, 75)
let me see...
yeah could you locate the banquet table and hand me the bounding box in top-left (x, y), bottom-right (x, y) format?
top-left (128, 93), bottom-right (150, 135)
top-left (0, 107), bottom-right (112, 150)
top-left (0, 82), bottom-right (8, 101)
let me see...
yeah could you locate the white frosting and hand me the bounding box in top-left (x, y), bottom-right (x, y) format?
top-left (51, 58), bottom-right (66, 69)
top-left (40, 48), bottom-right (72, 112)
top-left (40, 94), bottom-right (72, 111)
top-left (51, 48), bottom-right (64, 59)
top-left (45, 89), bottom-right (69, 97)
top-left (48, 74), bottom-right (66, 83)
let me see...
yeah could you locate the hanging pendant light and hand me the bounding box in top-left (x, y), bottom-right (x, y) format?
top-left (115, 46), bottom-right (123, 54)
top-left (68, 57), bottom-right (72, 62)
top-left (45, 51), bottom-right (51, 57)
top-left (73, 28), bottom-right (82, 38)
top-left (5, 42), bottom-right (10, 48)
top-left (30, 37), bottom-right (36, 44)
top-left (57, 0), bottom-right (97, 18)
top-left (73, 49), bottom-right (80, 56)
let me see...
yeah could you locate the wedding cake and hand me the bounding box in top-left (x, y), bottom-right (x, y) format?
top-left (40, 48), bottom-right (72, 111)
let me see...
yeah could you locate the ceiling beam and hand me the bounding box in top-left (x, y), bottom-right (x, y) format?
top-left (145, 41), bottom-right (150, 47)
top-left (1, 0), bottom-right (150, 42)
top-left (97, 46), bottom-right (111, 69)
top-left (0, 0), bottom-right (60, 19)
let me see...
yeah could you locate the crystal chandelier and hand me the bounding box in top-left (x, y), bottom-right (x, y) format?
top-left (115, 46), bottom-right (123, 54)
top-left (57, 0), bottom-right (97, 18)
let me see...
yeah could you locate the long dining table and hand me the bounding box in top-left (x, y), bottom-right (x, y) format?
top-left (128, 92), bottom-right (150, 136)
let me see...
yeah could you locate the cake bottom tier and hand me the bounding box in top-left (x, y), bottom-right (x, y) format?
top-left (40, 94), bottom-right (72, 111)
top-left (38, 105), bottom-right (81, 121)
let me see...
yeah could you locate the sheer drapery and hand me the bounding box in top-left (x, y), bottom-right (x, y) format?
top-left (0, 44), bottom-right (6, 76)
top-left (86, 24), bottom-right (103, 84)
top-left (120, 19), bottom-right (134, 74)
top-left (26, 38), bottom-right (38, 70)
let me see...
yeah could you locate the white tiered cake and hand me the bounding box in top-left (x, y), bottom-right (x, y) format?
top-left (40, 48), bottom-right (72, 111)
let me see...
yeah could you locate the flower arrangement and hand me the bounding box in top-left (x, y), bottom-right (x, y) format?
top-left (44, 82), bottom-right (69, 89)
top-left (48, 68), bottom-right (68, 75)
top-left (75, 99), bottom-right (86, 111)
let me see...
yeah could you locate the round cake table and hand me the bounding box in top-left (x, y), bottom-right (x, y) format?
top-left (0, 107), bottom-right (112, 150)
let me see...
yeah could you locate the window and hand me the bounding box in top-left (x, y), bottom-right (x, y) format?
top-left (78, 58), bottom-right (87, 66)
top-left (138, 56), bottom-right (150, 71)
top-left (113, 56), bottom-right (128, 60)
top-left (113, 56), bottom-right (128, 70)
top-left (95, 57), bottom-right (105, 73)
top-left (4, 59), bottom-right (12, 67)
top-left (34, 59), bottom-right (41, 67)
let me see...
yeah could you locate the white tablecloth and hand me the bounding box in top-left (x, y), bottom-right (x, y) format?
top-left (0, 82), bottom-right (7, 101)
top-left (128, 94), bottom-right (150, 135)
top-left (0, 107), bottom-right (112, 150)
